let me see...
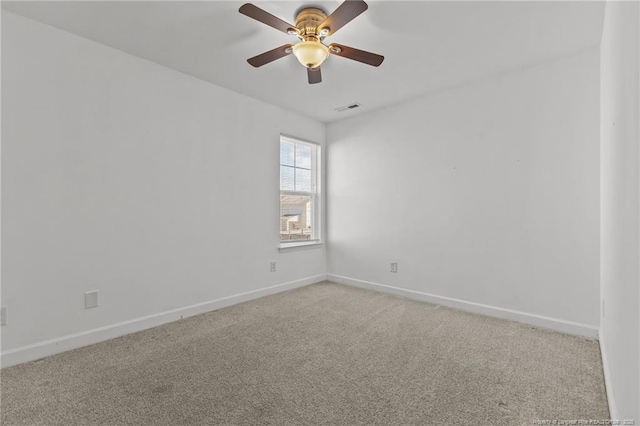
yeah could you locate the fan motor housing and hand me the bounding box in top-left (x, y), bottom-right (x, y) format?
top-left (295, 8), bottom-right (328, 38)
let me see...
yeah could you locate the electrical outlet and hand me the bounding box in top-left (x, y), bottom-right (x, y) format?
top-left (0, 307), bottom-right (7, 326)
top-left (84, 291), bottom-right (99, 309)
top-left (270, 261), bottom-right (277, 272)
top-left (391, 262), bottom-right (398, 273)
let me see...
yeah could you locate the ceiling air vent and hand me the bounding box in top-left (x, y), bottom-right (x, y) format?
top-left (334, 102), bottom-right (362, 112)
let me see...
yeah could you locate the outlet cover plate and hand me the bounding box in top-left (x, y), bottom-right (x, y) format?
top-left (84, 291), bottom-right (99, 309)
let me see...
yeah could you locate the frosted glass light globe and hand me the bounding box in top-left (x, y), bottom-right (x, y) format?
top-left (292, 41), bottom-right (329, 68)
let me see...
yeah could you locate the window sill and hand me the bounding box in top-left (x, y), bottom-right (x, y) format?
top-left (278, 241), bottom-right (324, 252)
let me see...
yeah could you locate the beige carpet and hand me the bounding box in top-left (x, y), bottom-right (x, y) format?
top-left (1, 281), bottom-right (609, 425)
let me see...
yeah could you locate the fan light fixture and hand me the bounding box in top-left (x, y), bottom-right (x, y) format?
top-left (239, 1), bottom-right (384, 84)
top-left (292, 41), bottom-right (329, 68)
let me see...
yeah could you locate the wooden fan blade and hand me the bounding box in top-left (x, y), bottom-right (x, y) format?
top-left (307, 67), bottom-right (322, 84)
top-left (247, 44), bottom-right (293, 67)
top-left (239, 3), bottom-right (297, 35)
top-left (318, 0), bottom-right (368, 37)
top-left (329, 43), bottom-right (384, 67)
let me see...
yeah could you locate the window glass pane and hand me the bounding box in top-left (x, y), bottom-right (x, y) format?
top-left (280, 137), bottom-right (320, 243)
top-left (280, 194), bottom-right (313, 241)
top-left (295, 143), bottom-right (312, 169)
top-left (280, 165), bottom-right (294, 191)
top-left (280, 140), bottom-right (295, 166)
top-left (295, 168), bottom-right (311, 192)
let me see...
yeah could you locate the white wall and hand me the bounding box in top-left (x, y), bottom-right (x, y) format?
top-left (327, 48), bottom-right (600, 334)
top-left (1, 12), bottom-right (326, 365)
top-left (600, 0), bottom-right (640, 421)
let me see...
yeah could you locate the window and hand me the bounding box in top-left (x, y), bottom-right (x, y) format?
top-left (280, 135), bottom-right (321, 245)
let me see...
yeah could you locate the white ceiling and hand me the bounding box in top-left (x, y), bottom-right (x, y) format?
top-left (2, 1), bottom-right (605, 123)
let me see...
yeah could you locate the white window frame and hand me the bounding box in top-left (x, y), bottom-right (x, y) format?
top-left (279, 135), bottom-right (322, 250)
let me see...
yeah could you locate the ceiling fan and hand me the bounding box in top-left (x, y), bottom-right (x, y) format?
top-left (239, 0), bottom-right (384, 84)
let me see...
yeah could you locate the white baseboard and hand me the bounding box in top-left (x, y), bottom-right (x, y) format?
top-left (598, 330), bottom-right (618, 421)
top-left (327, 274), bottom-right (599, 339)
top-left (1, 274), bottom-right (326, 369)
